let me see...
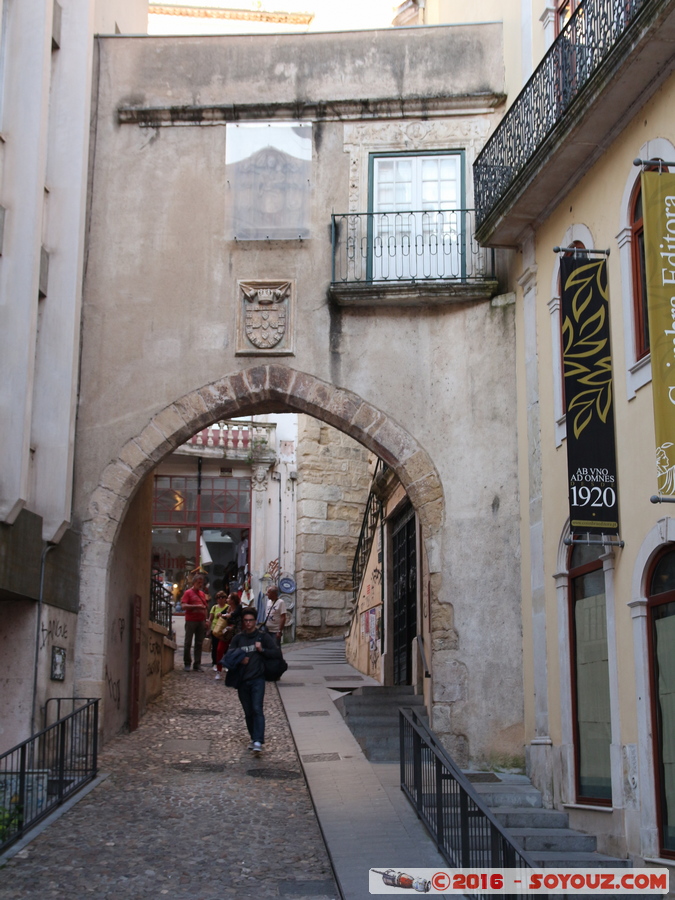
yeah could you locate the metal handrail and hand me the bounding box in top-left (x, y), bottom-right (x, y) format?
top-left (416, 634), bottom-right (431, 679)
top-left (474, 0), bottom-right (651, 229)
top-left (331, 209), bottom-right (495, 284)
top-left (0, 700), bottom-right (99, 853)
top-left (346, 461), bottom-right (386, 639)
top-left (150, 568), bottom-right (173, 636)
top-left (399, 707), bottom-right (546, 899)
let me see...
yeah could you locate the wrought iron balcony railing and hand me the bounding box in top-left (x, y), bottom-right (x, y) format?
top-left (331, 209), bottom-right (495, 285)
top-left (474, 0), bottom-right (650, 230)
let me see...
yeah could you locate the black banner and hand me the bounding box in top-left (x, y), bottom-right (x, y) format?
top-left (561, 256), bottom-right (619, 536)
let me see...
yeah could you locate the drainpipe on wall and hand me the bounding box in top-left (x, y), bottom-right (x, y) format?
top-left (272, 470), bottom-right (282, 574)
top-left (31, 541), bottom-right (56, 735)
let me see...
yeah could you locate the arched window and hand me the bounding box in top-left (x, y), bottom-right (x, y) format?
top-left (648, 546), bottom-right (675, 856)
top-left (630, 178), bottom-right (650, 361)
top-left (569, 541), bottom-right (612, 804)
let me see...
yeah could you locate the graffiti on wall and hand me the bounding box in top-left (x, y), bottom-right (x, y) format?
top-left (39, 616), bottom-right (68, 650)
top-left (104, 665), bottom-right (121, 710)
top-left (147, 636), bottom-right (162, 677)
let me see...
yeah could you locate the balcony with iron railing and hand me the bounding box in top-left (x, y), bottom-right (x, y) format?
top-left (474, 0), bottom-right (675, 246)
top-left (329, 210), bottom-right (497, 306)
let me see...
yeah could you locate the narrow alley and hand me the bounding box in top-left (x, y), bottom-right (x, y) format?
top-left (0, 664), bottom-right (338, 900)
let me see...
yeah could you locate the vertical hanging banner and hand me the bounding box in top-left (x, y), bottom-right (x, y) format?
top-left (561, 255), bottom-right (620, 535)
top-left (642, 170), bottom-right (675, 496)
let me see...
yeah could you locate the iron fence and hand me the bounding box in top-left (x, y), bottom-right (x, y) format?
top-left (0, 699), bottom-right (99, 853)
top-left (400, 707), bottom-right (548, 900)
top-left (474, 0), bottom-right (650, 228)
top-left (151, 568), bottom-right (173, 635)
top-left (331, 209), bottom-right (495, 284)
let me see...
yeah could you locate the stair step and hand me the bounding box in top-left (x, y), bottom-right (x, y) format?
top-left (473, 783), bottom-right (543, 808)
top-left (352, 685), bottom-right (416, 696)
top-left (527, 850), bottom-right (631, 868)
top-left (509, 827), bottom-right (597, 853)
top-left (493, 806), bottom-right (569, 829)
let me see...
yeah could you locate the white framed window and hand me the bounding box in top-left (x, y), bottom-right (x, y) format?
top-left (369, 151), bottom-right (464, 281)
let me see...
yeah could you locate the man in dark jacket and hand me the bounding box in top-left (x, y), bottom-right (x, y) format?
top-left (228, 607), bottom-right (282, 755)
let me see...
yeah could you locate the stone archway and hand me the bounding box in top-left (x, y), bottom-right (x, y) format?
top-left (76, 365), bottom-right (444, 707)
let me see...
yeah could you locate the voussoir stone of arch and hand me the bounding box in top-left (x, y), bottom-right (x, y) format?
top-left (370, 417), bottom-right (418, 467)
top-left (267, 364), bottom-right (298, 401)
top-left (173, 390), bottom-right (214, 432)
top-left (152, 404), bottom-right (196, 445)
top-left (407, 473), bottom-right (444, 508)
top-left (398, 449), bottom-right (435, 488)
top-left (198, 378), bottom-right (240, 415)
top-left (242, 365), bottom-right (273, 399)
top-left (98, 461), bottom-right (140, 498)
top-left (134, 422), bottom-right (175, 464)
top-left (88, 486), bottom-right (128, 523)
top-left (350, 402), bottom-right (386, 438)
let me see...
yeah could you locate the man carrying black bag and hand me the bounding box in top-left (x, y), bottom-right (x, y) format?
top-left (223, 607), bottom-right (282, 756)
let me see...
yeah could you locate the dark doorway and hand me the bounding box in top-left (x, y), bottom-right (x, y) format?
top-left (392, 504), bottom-right (417, 685)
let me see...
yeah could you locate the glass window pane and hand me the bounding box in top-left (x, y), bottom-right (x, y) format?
top-left (395, 159), bottom-right (412, 181)
top-left (570, 542), bottom-right (603, 570)
top-left (395, 184), bottom-right (411, 205)
top-left (421, 158), bottom-right (439, 180)
top-left (226, 122), bottom-right (312, 240)
top-left (574, 584), bottom-right (611, 800)
top-left (378, 185), bottom-right (394, 206)
top-left (653, 604), bottom-right (675, 850)
top-left (440, 157), bottom-right (458, 180)
top-left (377, 160), bottom-right (394, 182)
top-left (652, 551), bottom-right (675, 595)
top-left (422, 181), bottom-right (440, 204)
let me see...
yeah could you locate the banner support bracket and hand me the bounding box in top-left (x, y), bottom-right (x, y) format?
top-left (564, 533), bottom-right (624, 548)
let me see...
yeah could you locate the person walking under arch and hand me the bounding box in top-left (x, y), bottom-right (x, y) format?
top-left (226, 607), bottom-right (282, 755)
top-left (264, 585), bottom-right (286, 644)
top-left (181, 573), bottom-right (208, 671)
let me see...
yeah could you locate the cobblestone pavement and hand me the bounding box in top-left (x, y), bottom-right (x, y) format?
top-left (0, 666), bottom-right (339, 900)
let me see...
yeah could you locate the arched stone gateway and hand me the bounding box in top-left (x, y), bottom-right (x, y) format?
top-left (77, 365), bottom-right (445, 722)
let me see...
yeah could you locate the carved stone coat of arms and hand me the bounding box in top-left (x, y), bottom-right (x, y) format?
top-left (237, 280), bottom-right (294, 355)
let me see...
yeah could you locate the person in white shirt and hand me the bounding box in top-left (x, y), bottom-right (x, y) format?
top-left (264, 585), bottom-right (286, 644)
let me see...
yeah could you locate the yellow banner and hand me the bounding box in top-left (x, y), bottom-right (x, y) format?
top-left (642, 171), bottom-right (675, 496)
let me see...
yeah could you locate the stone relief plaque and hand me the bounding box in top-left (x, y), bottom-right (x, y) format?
top-left (236, 279), bottom-right (294, 356)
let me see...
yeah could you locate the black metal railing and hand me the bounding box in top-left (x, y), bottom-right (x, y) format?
top-left (331, 209), bottom-right (495, 284)
top-left (351, 460), bottom-right (387, 606)
top-left (400, 707), bottom-right (544, 899)
top-left (474, 0), bottom-right (650, 229)
top-left (0, 700), bottom-right (99, 853)
top-left (150, 568), bottom-right (173, 635)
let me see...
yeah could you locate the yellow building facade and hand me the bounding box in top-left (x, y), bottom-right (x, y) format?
top-left (475, 0), bottom-right (675, 867)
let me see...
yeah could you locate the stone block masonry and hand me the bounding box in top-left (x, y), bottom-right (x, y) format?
top-left (295, 416), bottom-right (371, 638)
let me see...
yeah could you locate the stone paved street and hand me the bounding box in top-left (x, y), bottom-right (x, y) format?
top-left (0, 666), bottom-right (339, 900)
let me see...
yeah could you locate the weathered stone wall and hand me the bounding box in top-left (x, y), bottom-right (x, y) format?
top-left (74, 26), bottom-right (525, 764)
top-left (295, 416), bottom-right (371, 638)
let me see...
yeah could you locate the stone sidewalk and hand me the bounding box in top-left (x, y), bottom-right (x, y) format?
top-left (0, 666), bottom-right (339, 900)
